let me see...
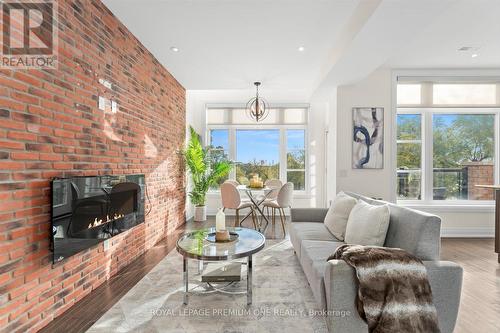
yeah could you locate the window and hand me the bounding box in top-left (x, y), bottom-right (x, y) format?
top-left (396, 80), bottom-right (500, 203)
top-left (397, 84), bottom-right (421, 105)
top-left (433, 84), bottom-right (496, 105)
top-left (397, 114), bottom-right (422, 200)
top-left (236, 130), bottom-right (280, 185)
top-left (432, 114), bottom-right (494, 200)
top-left (207, 106), bottom-right (308, 192)
top-left (209, 129), bottom-right (229, 188)
top-left (287, 130), bottom-right (306, 190)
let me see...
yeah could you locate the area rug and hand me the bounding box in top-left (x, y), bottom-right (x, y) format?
top-left (87, 239), bottom-right (329, 333)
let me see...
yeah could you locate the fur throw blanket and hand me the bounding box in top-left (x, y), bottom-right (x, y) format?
top-left (328, 244), bottom-right (440, 333)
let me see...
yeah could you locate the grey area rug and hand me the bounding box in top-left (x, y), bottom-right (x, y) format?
top-left (87, 239), bottom-right (329, 333)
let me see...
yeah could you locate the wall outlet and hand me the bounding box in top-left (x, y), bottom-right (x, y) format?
top-left (103, 239), bottom-right (111, 251)
top-left (98, 95), bottom-right (106, 111)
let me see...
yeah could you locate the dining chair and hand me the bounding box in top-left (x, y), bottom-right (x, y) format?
top-left (223, 180), bottom-right (252, 203)
top-left (223, 180), bottom-right (240, 186)
top-left (262, 182), bottom-right (293, 236)
top-left (264, 179), bottom-right (282, 199)
top-left (263, 179), bottom-right (282, 216)
top-left (220, 182), bottom-right (257, 229)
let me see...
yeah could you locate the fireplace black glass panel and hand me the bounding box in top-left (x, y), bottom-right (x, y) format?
top-left (51, 174), bottom-right (145, 263)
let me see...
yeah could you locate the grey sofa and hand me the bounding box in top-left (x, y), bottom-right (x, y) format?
top-left (290, 192), bottom-right (463, 333)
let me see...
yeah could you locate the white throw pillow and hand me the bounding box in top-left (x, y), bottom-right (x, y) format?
top-left (324, 192), bottom-right (358, 241)
top-left (344, 200), bottom-right (390, 246)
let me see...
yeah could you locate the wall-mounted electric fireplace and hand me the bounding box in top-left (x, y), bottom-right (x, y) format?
top-left (51, 174), bottom-right (145, 263)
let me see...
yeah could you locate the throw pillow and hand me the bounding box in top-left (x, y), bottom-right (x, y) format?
top-left (344, 200), bottom-right (390, 246)
top-left (324, 192), bottom-right (358, 241)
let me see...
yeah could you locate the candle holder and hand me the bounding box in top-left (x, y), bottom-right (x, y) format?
top-left (215, 230), bottom-right (230, 241)
top-left (205, 231), bottom-right (239, 243)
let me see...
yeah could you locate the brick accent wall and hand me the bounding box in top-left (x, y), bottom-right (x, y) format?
top-left (0, 1), bottom-right (186, 332)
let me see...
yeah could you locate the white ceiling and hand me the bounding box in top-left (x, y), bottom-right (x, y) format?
top-left (103, 0), bottom-right (500, 93)
top-left (386, 0), bottom-right (500, 69)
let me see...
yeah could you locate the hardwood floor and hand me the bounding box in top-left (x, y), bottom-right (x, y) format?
top-left (40, 214), bottom-right (283, 333)
top-left (41, 217), bottom-right (499, 333)
top-left (441, 238), bottom-right (500, 333)
top-left (39, 224), bottom-right (186, 333)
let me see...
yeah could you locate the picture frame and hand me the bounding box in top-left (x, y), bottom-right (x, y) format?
top-left (352, 107), bottom-right (384, 169)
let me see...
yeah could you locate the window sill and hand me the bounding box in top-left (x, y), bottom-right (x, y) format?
top-left (397, 201), bottom-right (495, 213)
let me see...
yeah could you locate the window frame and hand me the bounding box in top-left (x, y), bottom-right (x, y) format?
top-left (396, 112), bottom-right (423, 201)
top-left (285, 129), bottom-right (307, 191)
top-left (206, 123), bottom-right (309, 194)
top-left (391, 70), bottom-right (500, 210)
top-left (396, 107), bottom-right (499, 206)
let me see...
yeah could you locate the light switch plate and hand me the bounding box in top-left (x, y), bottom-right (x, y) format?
top-left (98, 96), bottom-right (106, 111)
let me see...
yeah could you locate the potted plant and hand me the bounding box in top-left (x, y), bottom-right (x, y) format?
top-left (184, 126), bottom-right (232, 221)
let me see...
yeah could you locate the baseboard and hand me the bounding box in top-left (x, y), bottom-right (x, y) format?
top-left (441, 227), bottom-right (494, 238)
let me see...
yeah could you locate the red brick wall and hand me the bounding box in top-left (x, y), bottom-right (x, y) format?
top-left (0, 1), bottom-right (186, 332)
top-left (464, 162), bottom-right (494, 200)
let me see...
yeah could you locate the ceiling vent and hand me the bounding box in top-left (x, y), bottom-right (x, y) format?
top-left (458, 46), bottom-right (479, 52)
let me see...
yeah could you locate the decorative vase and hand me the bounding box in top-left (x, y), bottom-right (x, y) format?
top-left (194, 205), bottom-right (207, 222)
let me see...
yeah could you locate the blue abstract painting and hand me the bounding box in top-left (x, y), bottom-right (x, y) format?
top-left (352, 107), bottom-right (384, 169)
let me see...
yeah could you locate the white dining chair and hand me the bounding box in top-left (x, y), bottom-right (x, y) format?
top-left (224, 180), bottom-right (251, 203)
top-left (224, 180), bottom-right (240, 186)
top-left (262, 182), bottom-right (293, 236)
top-left (263, 179), bottom-right (282, 216)
top-left (265, 179), bottom-right (282, 199)
top-left (220, 182), bottom-right (257, 229)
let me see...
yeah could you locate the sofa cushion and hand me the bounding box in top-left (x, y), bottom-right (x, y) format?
top-left (299, 240), bottom-right (344, 309)
top-left (324, 192), bottom-right (357, 241)
top-left (344, 200), bottom-right (390, 246)
top-left (289, 222), bottom-right (338, 259)
top-left (344, 191), bottom-right (441, 260)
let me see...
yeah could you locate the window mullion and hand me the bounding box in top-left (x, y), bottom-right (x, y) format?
top-left (423, 112), bottom-right (434, 202)
top-left (229, 128), bottom-right (236, 180)
top-left (280, 129), bottom-right (287, 182)
top-left (421, 82), bottom-right (433, 107)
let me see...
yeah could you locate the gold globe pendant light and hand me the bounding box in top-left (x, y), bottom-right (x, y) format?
top-left (246, 82), bottom-right (269, 122)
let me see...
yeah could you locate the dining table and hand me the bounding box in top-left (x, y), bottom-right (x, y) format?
top-left (236, 185), bottom-right (274, 232)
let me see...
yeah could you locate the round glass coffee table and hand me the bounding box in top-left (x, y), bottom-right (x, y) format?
top-left (176, 227), bottom-right (265, 305)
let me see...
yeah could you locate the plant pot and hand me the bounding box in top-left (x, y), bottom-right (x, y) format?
top-left (194, 205), bottom-right (207, 222)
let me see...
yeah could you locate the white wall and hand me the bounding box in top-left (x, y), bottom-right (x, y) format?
top-left (336, 68), bottom-right (393, 200)
top-left (185, 89), bottom-right (329, 218)
top-left (335, 68), bottom-right (495, 237)
top-left (309, 85), bottom-right (338, 206)
top-left (185, 71), bottom-right (495, 236)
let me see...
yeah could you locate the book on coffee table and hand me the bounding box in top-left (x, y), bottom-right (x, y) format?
top-left (201, 262), bottom-right (242, 282)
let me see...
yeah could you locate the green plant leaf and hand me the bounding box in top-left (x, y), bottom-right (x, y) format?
top-left (184, 126), bottom-right (233, 206)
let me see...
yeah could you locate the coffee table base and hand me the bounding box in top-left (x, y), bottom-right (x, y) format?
top-left (183, 255), bottom-right (253, 305)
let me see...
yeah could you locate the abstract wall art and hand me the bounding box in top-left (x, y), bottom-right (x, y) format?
top-left (352, 107), bottom-right (384, 169)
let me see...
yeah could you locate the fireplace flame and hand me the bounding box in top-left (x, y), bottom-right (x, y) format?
top-left (87, 213), bottom-right (124, 229)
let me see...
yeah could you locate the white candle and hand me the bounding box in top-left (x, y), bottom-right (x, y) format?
top-left (216, 208), bottom-right (225, 231)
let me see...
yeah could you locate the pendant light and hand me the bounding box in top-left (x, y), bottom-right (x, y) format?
top-left (246, 82), bottom-right (269, 122)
